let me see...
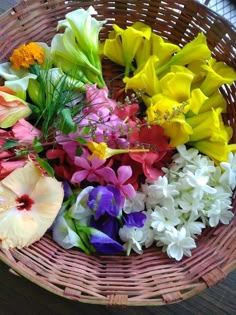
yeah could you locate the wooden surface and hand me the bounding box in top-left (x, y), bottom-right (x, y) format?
top-left (0, 1), bottom-right (236, 314)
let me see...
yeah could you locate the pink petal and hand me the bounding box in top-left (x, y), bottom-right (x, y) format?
top-left (117, 165), bottom-right (132, 184)
top-left (96, 167), bottom-right (117, 184)
top-left (91, 157), bottom-right (106, 168)
top-left (121, 183), bottom-right (136, 198)
top-left (71, 170), bottom-right (89, 183)
top-left (143, 163), bottom-right (163, 181)
top-left (74, 156), bottom-right (90, 169)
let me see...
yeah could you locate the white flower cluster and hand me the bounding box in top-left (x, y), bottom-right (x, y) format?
top-left (119, 145), bottom-right (236, 261)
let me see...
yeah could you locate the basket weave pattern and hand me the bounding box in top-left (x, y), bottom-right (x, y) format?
top-left (0, 0), bottom-right (236, 306)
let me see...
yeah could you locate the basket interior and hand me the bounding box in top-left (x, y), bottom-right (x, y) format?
top-left (0, 0), bottom-right (236, 306)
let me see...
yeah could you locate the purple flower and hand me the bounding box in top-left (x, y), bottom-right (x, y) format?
top-left (87, 185), bottom-right (123, 219)
top-left (89, 228), bottom-right (123, 254)
top-left (124, 212), bottom-right (147, 228)
top-left (90, 216), bottom-right (119, 240)
top-left (62, 180), bottom-right (73, 199)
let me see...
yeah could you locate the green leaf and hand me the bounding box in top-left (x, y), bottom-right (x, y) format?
top-left (1, 140), bottom-right (19, 151)
top-left (33, 137), bottom-right (44, 153)
top-left (76, 146), bottom-right (83, 156)
top-left (35, 155), bottom-right (55, 177)
top-left (76, 137), bottom-right (87, 145)
top-left (59, 108), bottom-right (77, 135)
top-left (82, 126), bottom-right (91, 135)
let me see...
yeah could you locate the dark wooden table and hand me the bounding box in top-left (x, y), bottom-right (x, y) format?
top-left (1, 1), bottom-right (236, 314)
top-left (0, 260), bottom-right (236, 315)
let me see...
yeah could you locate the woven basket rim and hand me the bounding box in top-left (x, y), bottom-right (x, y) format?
top-left (0, 0), bottom-right (236, 306)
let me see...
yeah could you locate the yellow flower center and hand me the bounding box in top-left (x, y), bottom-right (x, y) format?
top-left (10, 42), bottom-right (45, 70)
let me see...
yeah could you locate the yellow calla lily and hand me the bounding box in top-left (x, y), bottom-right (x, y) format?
top-left (200, 58), bottom-right (236, 96)
top-left (185, 88), bottom-right (208, 115)
top-left (135, 36), bottom-right (152, 70)
top-left (156, 33), bottom-right (211, 75)
top-left (151, 33), bottom-right (180, 66)
top-left (105, 22), bottom-right (152, 75)
top-left (186, 107), bottom-right (231, 143)
top-left (190, 140), bottom-right (236, 163)
top-left (146, 94), bottom-right (178, 123)
top-left (160, 69), bottom-right (194, 102)
top-left (103, 30), bottom-right (125, 66)
top-left (162, 114), bottom-right (193, 147)
top-left (123, 55), bottom-right (160, 96)
top-left (198, 90), bottom-right (227, 113)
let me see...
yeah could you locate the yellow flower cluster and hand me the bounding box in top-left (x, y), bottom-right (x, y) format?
top-left (103, 25), bottom-right (236, 162)
top-left (10, 42), bottom-right (45, 70)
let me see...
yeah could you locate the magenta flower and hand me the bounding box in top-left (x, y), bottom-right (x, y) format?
top-left (71, 156), bottom-right (108, 184)
top-left (97, 165), bottom-right (136, 198)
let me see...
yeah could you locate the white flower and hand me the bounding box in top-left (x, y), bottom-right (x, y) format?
top-left (176, 191), bottom-right (204, 215)
top-left (187, 155), bottom-right (215, 175)
top-left (179, 213), bottom-right (205, 237)
top-left (52, 215), bottom-right (81, 249)
top-left (142, 176), bottom-right (178, 209)
top-left (69, 186), bottom-right (93, 225)
top-left (207, 199), bottom-right (234, 227)
top-left (151, 205), bottom-right (181, 232)
top-left (0, 62), bottom-right (37, 99)
top-left (123, 191), bottom-right (145, 214)
top-left (158, 227), bottom-right (196, 261)
top-left (140, 209), bottom-right (155, 248)
top-left (119, 226), bottom-right (144, 255)
top-left (220, 152), bottom-right (236, 190)
top-left (184, 170), bottom-right (216, 199)
top-left (171, 145), bottom-right (199, 170)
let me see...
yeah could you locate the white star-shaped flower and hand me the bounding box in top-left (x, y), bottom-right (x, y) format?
top-left (159, 227), bottom-right (196, 261)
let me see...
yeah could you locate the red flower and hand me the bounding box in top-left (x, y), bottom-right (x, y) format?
top-left (129, 123), bottom-right (173, 181)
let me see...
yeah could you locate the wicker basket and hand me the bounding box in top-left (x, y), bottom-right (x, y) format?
top-left (0, 0), bottom-right (236, 306)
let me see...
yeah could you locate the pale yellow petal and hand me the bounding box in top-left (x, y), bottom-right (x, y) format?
top-left (1, 162), bottom-right (41, 197)
top-left (0, 209), bottom-right (38, 249)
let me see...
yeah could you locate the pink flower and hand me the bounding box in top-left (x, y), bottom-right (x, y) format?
top-left (96, 165), bottom-right (136, 198)
top-left (71, 156), bottom-right (108, 184)
top-left (12, 118), bottom-right (41, 143)
top-left (0, 160), bottom-right (27, 180)
top-left (84, 84), bottom-right (116, 115)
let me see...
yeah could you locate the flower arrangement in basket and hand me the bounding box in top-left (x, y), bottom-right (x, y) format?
top-left (0, 0), bottom-right (236, 306)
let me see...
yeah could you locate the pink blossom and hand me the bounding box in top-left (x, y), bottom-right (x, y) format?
top-left (71, 156), bottom-right (108, 184)
top-left (96, 165), bottom-right (136, 198)
top-left (84, 84), bottom-right (116, 115)
top-left (12, 118), bottom-right (41, 143)
top-left (0, 160), bottom-right (27, 180)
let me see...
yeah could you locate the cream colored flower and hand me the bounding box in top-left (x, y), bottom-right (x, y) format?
top-left (0, 162), bottom-right (64, 249)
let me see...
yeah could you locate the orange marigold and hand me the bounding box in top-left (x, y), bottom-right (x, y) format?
top-left (10, 42), bottom-right (45, 70)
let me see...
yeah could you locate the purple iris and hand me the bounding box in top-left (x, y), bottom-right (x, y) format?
top-left (90, 216), bottom-right (119, 240)
top-left (62, 180), bottom-right (73, 199)
top-left (87, 185), bottom-right (123, 220)
top-left (89, 228), bottom-right (123, 255)
top-left (124, 212), bottom-right (147, 228)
